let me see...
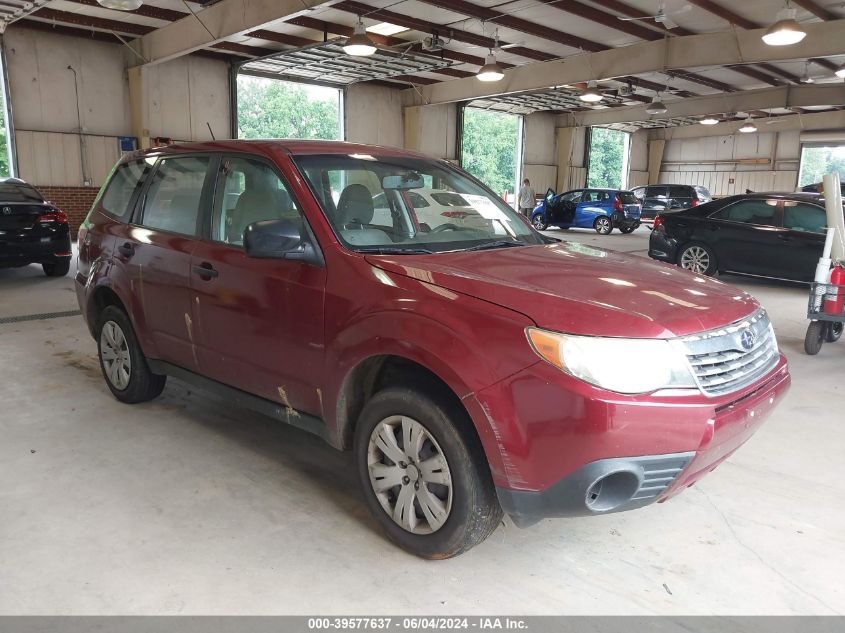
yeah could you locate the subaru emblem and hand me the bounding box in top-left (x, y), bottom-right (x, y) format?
top-left (740, 329), bottom-right (757, 351)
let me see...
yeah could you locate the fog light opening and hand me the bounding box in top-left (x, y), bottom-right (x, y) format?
top-left (585, 471), bottom-right (640, 512)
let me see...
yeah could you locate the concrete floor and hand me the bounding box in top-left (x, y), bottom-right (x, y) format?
top-left (1, 229), bottom-right (843, 615)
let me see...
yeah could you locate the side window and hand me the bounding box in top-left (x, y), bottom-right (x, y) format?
top-left (140, 156), bottom-right (210, 235)
top-left (783, 202), bottom-right (827, 233)
top-left (582, 191), bottom-right (596, 202)
top-left (631, 187), bottom-right (645, 200)
top-left (716, 200), bottom-right (778, 227)
top-left (561, 191), bottom-right (582, 203)
top-left (668, 186), bottom-right (690, 199)
top-left (648, 186), bottom-right (668, 199)
top-left (213, 156), bottom-right (302, 246)
top-left (407, 192), bottom-right (430, 208)
top-left (100, 160), bottom-right (150, 219)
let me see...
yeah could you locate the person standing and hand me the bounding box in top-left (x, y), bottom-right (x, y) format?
top-left (518, 178), bottom-right (536, 217)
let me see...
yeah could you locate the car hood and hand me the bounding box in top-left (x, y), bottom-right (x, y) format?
top-left (365, 242), bottom-right (759, 338)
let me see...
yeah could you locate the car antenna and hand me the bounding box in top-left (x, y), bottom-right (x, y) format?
top-left (206, 121), bottom-right (216, 140)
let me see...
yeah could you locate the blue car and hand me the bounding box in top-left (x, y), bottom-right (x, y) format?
top-left (531, 187), bottom-right (642, 234)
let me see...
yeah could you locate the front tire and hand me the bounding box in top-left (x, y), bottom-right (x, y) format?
top-left (804, 321), bottom-right (825, 355)
top-left (677, 242), bottom-right (717, 276)
top-left (354, 386), bottom-right (502, 559)
top-left (594, 216), bottom-right (612, 235)
top-left (43, 259), bottom-right (70, 277)
top-left (532, 214), bottom-right (548, 231)
top-left (97, 305), bottom-right (166, 403)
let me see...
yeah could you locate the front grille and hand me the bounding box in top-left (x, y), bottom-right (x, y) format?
top-left (680, 310), bottom-right (779, 396)
top-left (630, 453), bottom-right (694, 502)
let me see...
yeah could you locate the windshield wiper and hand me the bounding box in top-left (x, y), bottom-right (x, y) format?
top-left (356, 246), bottom-right (435, 255)
top-left (461, 240), bottom-right (527, 252)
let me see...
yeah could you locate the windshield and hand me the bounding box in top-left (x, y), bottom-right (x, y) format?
top-left (294, 154), bottom-right (542, 253)
top-left (0, 182), bottom-right (44, 203)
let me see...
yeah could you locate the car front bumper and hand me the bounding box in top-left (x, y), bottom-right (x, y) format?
top-left (468, 354), bottom-right (790, 526)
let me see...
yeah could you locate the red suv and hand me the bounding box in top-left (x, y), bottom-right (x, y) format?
top-left (76, 141), bottom-right (790, 558)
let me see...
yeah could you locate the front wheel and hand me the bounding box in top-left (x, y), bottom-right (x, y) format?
top-left (804, 321), bottom-right (825, 355)
top-left (826, 322), bottom-right (843, 343)
top-left (532, 214), bottom-right (548, 231)
top-left (594, 216), bottom-right (612, 235)
top-left (677, 242), bottom-right (717, 276)
top-left (354, 387), bottom-right (502, 559)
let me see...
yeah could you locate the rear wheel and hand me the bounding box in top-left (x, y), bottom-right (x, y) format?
top-left (354, 386), bottom-right (502, 559)
top-left (678, 242), bottom-right (717, 276)
top-left (826, 322), bottom-right (843, 343)
top-left (619, 226), bottom-right (636, 234)
top-left (594, 216), bottom-right (612, 235)
top-left (532, 214), bottom-right (548, 231)
top-left (97, 305), bottom-right (166, 403)
top-left (43, 259), bottom-right (70, 277)
top-left (804, 321), bottom-right (825, 355)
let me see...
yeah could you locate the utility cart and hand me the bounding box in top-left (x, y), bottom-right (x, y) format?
top-left (805, 282), bottom-right (845, 355)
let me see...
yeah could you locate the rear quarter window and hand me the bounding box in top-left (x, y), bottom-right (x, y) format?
top-left (100, 160), bottom-right (151, 220)
top-left (669, 186), bottom-right (692, 198)
top-left (617, 191), bottom-right (639, 204)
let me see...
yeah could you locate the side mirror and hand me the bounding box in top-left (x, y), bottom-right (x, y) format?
top-left (244, 219), bottom-right (322, 265)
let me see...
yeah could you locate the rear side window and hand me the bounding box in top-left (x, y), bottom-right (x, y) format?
top-left (140, 156), bottom-right (210, 236)
top-left (431, 192), bottom-right (468, 206)
top-left (715, 199), bottom-right (778, 227)
top-left (100, 160), bottom-right (149, 220)
top-left (783, 202), bottom-right (827, 233)
top-left (617, 191), bottom-right (638, 204)
top-left (407, 192), bottom-right (430, 208)
top-left (647, 186), bottom-right (668, 198)
top-left (669, 186), bottom-right (692, 198)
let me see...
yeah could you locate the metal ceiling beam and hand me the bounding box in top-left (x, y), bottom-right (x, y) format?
top-left (651, 108), bottom-right (845, 139)
top-left (129, 0), bottom-right (339, 66)
top-left (65, 0), bottom-right (188, 22)
top-left (406, 19), bottom-right (845, 105)
top-left (587, 0), bottom-right (695, 35)
top-left (791, 0), bottom-right (838, 21)
top-left (685, 0), bottom-right (758, 30)
top-left (556, 84), bottom-right (845, 127)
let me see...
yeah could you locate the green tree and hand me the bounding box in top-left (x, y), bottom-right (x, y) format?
top-left (587, 127), bottom-right (625, 189)
top-left (237, 76), bottom-right (340, 140)
top-left (800, 147), bottom-right (845, 187)
top-left (461, 108), bottom-right (519, 197)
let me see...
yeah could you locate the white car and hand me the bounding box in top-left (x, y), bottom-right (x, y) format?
top-left (373, 188), bottom-right (493, 232)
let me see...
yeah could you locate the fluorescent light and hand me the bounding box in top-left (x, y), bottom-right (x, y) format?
top-left (344, 19), bottom-right (377, 56)
top-left (762, 8), bottom-right (806, 46)
top-left (579, 80), bottom-right (603, 103)
top-left (477, 53), bottom-right (504, 82)
top-left (97, 0), bottom-right (143, 8)
top-left (739, 118), bottom-right (758, 133)
top-left (700, 116), bottom-right (720, 125)
top-left (366, 22), bottom-right (409, 36)
top-left (835, 63), bottom-right (845, 78)
top-left (646, 95), bottom-right (668, 115)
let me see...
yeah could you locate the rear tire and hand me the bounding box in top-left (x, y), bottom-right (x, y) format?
top-left (619, 226), bottom-right (636, 234)
top-left (354, 386), bottom-right (502, 559)
top-left (594, 216), bottom-right (612, 235)
top-left (826, 322), bottom-right (843, 343)
top-left (43, 259), bottom-right (70, 277)
top-left (532, 214), bottom-right (548, 231)
top-left (804, 321), bottom-right (825, 355)
top-left (96, 305), bottom-right (166, 403)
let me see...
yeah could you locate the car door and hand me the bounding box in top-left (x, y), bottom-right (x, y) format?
top-left (189, 154), bottom-right (327, 416)
top-left (551, 190), bottom-right (580, 224)
top-left (709, 198), bottom-right (784, 277)
top-left (114, 154), bottom-right (213, 370)
top-left (780, 200), bottom-right (828, 281)
top-left (575, 190), bottom-right (608, 227)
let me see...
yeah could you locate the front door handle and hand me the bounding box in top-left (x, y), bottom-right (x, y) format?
top-left (117, 242), bottom-right (134, 257)
top-left (192, 263), bottom-right (219, 279)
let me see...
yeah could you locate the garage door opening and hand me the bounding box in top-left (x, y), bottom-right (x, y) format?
top-left (236, 75), bottom-right (343, 141)
top-left (0, 43), bottom-right (12, 177)
top-left (460, 107), bottom-right (523, 205)
top-left (799, 143), bottom-right (845, 188)
top-left (587, 127), bottom-right (630, 190)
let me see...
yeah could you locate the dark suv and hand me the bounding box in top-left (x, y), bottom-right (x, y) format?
top-left (631, 184), bottom-right (712, 221)
top-left (76, 141), bottom-right (789, 558)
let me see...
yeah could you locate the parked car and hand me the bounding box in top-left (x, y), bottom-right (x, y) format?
top-left (76, 141), bottom-right (790, 558)
top-left (531, 187), bottom-right (641, 234)
top-left (372, 187), bottom-right (491, 232)
top-left (649, 192), bottom-right (836, 281)
top-left (0, 177), bottom-right (72, 276)
top-left (800, 181), bottom-right (845, 196)
top-left (631, 184), bottom-right (712, 222)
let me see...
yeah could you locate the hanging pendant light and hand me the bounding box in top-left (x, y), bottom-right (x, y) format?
top-left (646, 94), bottom-right (668, 115)
top-left (834, 63), bottom-right (845, 78)
top-left (97, 0), bottom-right (143, 9)
top-left (477, 52), bottom-right (505, 82)
top-left (343, 18), bottom-right (377, 56)
top-left (739, 118), bottom-right (758, 133)
top-left (700, 116), bottom-right (720, 125)
top-left (579, 81), bottom-right (604, 103)
top-left (762, 7), bottom-right (806, 46)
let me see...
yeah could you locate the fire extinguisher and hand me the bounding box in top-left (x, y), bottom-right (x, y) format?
top-left (823, 263), bottom-right (845, 316)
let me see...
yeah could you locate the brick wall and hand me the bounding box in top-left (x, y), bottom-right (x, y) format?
top-left (37, 186), bottom-right (100, 236)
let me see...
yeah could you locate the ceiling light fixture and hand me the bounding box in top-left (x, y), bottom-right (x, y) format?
top-left (477, 52), bottom-right (505, 82)
top-left (579, 80), bottom-right (604, 103)
top-left (739, 118), bottom-right (758, 133)
top-left (96, 0), bottom-right (143, 9)
top-left (762, 7), bottom-right (806, 46)
top-left (800, 62), bottom-right (814, 84)
top-left (700, 116), bottom-right (720, 125)
top-left (835, 63), bottom-right (845, 78)
top-left (646, 94), bottom-right (668, 115)
top-left (343, 18), bottom-right (377, 56)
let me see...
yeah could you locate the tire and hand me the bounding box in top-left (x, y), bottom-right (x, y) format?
top-left (804, 321), bottom-right (825, 355)
top-left (532, 214), bottom-right (548, 231)
top-left (96, 305), bottom-right (166, 403)
top-left (43, 259), bottom-right (70, 277)
top-left (826, 321), bottom-right (843, 343)
top-left (619, 226), bottom-right (636, 234)
top-left (354, 386), bottom-right (503, 559)
top-left (677, 242), bottom-right (717, 276)
top-left (594, 216), bottom-right (612, 235)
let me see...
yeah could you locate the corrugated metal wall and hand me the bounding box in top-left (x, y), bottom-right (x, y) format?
top-left (15, 131), bottom-right (121, 188)
top-left (657, 170), bottom-right (797, 196)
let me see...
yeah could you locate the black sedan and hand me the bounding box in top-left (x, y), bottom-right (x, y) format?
top-left (0, 178), bottom-right (72, 276)
top-left (649, 192), bottom-right (835, 282)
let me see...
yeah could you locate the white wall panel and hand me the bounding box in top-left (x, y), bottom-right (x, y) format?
top-left (347, 84), bottom-right (403, 148)
top-left (658, 170), bottom-right (798, 196)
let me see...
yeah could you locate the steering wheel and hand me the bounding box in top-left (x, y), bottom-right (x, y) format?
top-left (431, 223), bottom-right (460, 233)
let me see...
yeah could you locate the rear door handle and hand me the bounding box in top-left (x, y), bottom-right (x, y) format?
top-left (192, 263), bottom-right (219, 279)
top-left (117, 242), bottom-right (134, 257)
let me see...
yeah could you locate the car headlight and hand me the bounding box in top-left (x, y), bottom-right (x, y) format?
top-left (526, 327), bottom-right (696, 394)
